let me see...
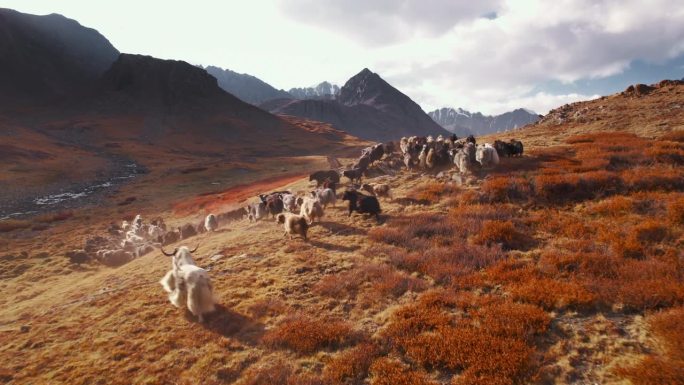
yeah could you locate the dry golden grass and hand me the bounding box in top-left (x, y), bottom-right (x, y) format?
top-left (616, 307), bottom-right (684, 384)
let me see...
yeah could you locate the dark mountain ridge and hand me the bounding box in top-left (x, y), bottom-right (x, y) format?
top-left (262, 68), bottom-right (450, 141)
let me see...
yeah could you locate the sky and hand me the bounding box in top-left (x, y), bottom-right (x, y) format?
top-left (3, 0), bottom-right (684, 115)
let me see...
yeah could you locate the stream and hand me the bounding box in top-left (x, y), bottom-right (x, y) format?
top-left (0, 162), bottom-right (144, 220)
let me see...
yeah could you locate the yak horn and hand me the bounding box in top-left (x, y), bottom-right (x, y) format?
top-left (161, 247), bottom-right (177, 257)
top-left (190, 244), bottom-right (199, 253)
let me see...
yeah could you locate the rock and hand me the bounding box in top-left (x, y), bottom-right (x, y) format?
top-left (634, 83), bottom-right (655, 96)
top-left (20, 325), bottom-right (30, 333)
top-left (210, 254), bottom-right (224, 262)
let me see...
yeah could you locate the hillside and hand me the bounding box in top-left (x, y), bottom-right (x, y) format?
top-left (1, 78), bottom-right (683, 384)
top-left (484, 80), bottom-right (684, 147)
top-left (0, 23), bottom-right (364, 221)
top-left (202, 65), bottom-right (292, 105)
top-left (429, 107), bottom-right (540, 136)
top-left (262, 68), bottom-right (450, 141)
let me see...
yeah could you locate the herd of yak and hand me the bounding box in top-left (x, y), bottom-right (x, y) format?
top-left (63, 133), bottom-right (523, 321)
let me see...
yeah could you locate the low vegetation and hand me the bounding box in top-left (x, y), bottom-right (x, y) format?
top-left (2, 131), bottom-right (682, 384)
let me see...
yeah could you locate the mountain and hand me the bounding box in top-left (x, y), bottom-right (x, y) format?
top-left (289, 81), bottom-right (340, 100)
top-left (262, 68), bottom-right (450, 141)
top-left (428, 107), bottom-right (540, 136)
top-left (0, 10), bottom-right (363, 215)
top-left (202, 65), bottom-right (292, 105)
top-left (0, 8), bottom-right (119, 106)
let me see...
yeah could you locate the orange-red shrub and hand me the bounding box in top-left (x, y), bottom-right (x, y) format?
top-left (622, 166), bottom-right (684, 192)
top-left (314, 264), bottom-right (426, 299)
top-left (323, 342), bottom-right (381, 383)
top-left (608, 220), bottom-right (671, 259)
top-left (631, 220), bottom-right (670, 244)
top-left (485, 259), bottom-right (538, 284)
top-left (481, 176), bottom-right (531, 202)
top-left (410, 182), bottom-right (458, 203)
top-left (509, 277), bottom-right (596, 310)
top-left (368, 358), bottom-right (436, 385)
top-left (586, 196), bottom-right (633, 216)
top-left (381, 291), bottom-right (549, 385)
top-left (661, 130), bottom-right (684, 143)
top-left (472, 220), bottom-right (531, 250)
top-left (262, 314), bottom-right (358, 354)
top-left (388, 244), bottom-right (504, 286)
top-left (369, 214), bottom-right (454, 250)
top-left (667, 196), bottom-right (684, 224)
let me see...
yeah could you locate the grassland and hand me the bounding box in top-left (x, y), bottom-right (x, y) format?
top-left (0, 83), bottom-right (683, 384)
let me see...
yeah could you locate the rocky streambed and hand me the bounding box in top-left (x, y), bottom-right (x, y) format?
top-left (0, 158), bottom-right (146, 220)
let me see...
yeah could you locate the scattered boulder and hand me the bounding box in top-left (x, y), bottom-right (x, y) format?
top-left (624, 83), bottom-right (655, 97)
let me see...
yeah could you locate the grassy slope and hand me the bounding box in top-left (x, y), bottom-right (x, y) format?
top-left (1, 84), bottom-right (683, 384)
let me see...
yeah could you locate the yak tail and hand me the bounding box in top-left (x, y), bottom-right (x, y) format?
top-left (160, 270), bottom-right (176, 293)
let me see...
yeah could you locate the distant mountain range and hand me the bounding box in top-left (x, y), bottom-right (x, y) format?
top-left (201, 67), bottom-right (342, 105)
top-left (0, 6), bottom-right (535, 148)
top-left (0, 8), bottom-right (353, 159)
top-left (202, 65), bottom-right (291, 105)
top-left (261, 68), bottom-right (449, 141)
top-left (428, 107), bottom-right (540, 136)
top-left (289, 81), bottom-right (340, 100)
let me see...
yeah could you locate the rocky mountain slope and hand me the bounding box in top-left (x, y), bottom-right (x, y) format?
top-left (429, 107), bottom-right (540, 136)
top-left (202, 65), bottom-right (292, 105)
top-left (263, 68), bottom-right (450, 141)
top-left (288, 81), bottom-right (340, 100)
top-left (485, 79), bottom-right (684, 147)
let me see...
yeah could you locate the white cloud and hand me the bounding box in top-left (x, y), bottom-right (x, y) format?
top-left (277, 0), bottom-right (502, 46)
top-left (359, 0), bottom-right (684, 113)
